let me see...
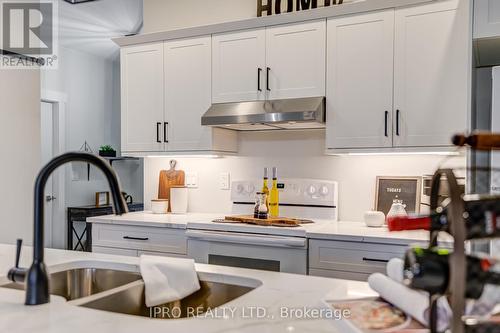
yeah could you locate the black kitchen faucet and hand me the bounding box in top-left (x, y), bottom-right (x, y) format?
top-left (7, 152), bottom-right (128, 305)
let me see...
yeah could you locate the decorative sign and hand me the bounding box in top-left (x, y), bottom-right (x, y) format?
top-left (258, 0), bottom-right (344, 17)
top-left (375, 176), bottom-right (422, 216)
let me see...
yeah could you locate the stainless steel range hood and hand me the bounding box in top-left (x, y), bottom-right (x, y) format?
top-left (201, 97), bottom-right (325, 131)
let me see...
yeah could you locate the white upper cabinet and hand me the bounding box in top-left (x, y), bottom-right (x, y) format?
top-left (211, 20), bottom-right (326, 103)
top-left (121, 38), bottom-right (237, 155)
top-left (393, 0), bottom-right (468, 147)
top-left (121, 43), bottom-right (165, 152)
top-left (266, 20), bottom-right (326, 100)
top-left (212, 29), bottom-right (266, 103)
top-left (326, 10), bottom-right (395, 149)
top-left (474, 0), bottom-right (500, 39)
top-left (164, 36), bottom-right (213, 151)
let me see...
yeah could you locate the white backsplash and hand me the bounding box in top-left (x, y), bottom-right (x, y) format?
top-left (144, 130), bottom-right (465, 222)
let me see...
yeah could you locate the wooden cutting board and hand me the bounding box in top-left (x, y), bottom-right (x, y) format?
top-left (158, 160), bottom-right (185, 212)
top-left (224, 215), bottom-right (302, 226)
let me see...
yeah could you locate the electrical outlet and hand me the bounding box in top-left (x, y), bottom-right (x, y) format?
top-left (185, 172), bottom-right (198, 188)
top-left (220, 172), bottom-right (230, 190)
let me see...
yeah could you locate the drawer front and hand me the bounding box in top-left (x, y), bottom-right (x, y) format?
top-left (308, 268), bottom-right (370, 282)
top-left (309, 240), bottom-right (406, 274)
top-left (92, 224), bottom-right (187, 254)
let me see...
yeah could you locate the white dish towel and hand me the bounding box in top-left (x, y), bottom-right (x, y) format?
top-left (140, 255), bottom-right (201, 307)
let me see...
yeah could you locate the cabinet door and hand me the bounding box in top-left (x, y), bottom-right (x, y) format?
top-left (164, 36), bottom-right (213, 151)
top-left (212, 29), bottom-right (266, 103)
top-left (326, 10), bottom-right (394, 149)
top-left (393, 0), bottom-right (469, 147)
top-left (474, 0), bottom-right (500, 39)
top-left (266, 20), bottom-right (326, 100)
top-left (121, 43), bottom-right (165, 152)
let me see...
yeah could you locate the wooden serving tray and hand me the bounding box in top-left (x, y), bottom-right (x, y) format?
top-left (218, 215), bottom-right (313, 227)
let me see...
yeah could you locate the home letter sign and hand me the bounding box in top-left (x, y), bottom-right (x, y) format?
top-left (258, 0), bottom-right (343, 17)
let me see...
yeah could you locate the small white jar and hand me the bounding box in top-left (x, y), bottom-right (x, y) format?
top-left (151, 199), bottom-right (168, 214)
top-left (364, 211), bottom-right (386, 227)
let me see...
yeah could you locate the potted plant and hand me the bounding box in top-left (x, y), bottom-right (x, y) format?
top-left (98, 145), bottom-right (116, 158)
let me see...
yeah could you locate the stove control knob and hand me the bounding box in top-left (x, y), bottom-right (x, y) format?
top-left (307, 185), bottom-right (317, 196)
top-left (236, 184), bottom-right (245, 194)
top-left (319, 185), bottom-right (329, 197)
top-left (245, 184), bottom-right (255, 194)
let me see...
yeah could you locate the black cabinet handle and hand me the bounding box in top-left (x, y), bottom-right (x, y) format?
top-left (362, 257), bottom-right (389, 263)
top-left (258, 68), bottom-right (262, 92)
top-left (266, 67), bottom-right (271, 91)
top-left (384, 111), bottom-right (389, 137)
top-left (163, 122), bottom-right (169, 143)
top-left (156, 122), bottom-right (162, 143)
top-left (123, 236), bottom-right (149, 241)
top-left (396, 110), bottom-right (400, 136)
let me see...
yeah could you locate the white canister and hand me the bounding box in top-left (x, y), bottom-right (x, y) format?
top-left (151, 199), bottom-right (168, 214)
top-left (364, 211), bottom-right (386, 227)
top-left (170, 187), bottom-right (188, 214)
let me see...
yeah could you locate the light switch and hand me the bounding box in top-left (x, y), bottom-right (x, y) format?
top-left (185, 172), bottom-right (198, 188)
top-left (220, 172), bottom-right (230, 190)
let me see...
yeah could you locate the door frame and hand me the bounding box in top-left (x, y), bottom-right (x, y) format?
top-left (41, 90), bottom-right (67, 249)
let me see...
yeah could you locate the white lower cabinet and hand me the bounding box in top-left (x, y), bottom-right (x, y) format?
top-left (308, 239), bottom-right (407, 281)
top-left (92, 223), bottom-right (187, 258)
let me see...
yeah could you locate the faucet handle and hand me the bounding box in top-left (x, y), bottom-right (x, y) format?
top-left (8, 239), bottom-right (26, 283)
top-left (15, 239), bottom-right (22, 268)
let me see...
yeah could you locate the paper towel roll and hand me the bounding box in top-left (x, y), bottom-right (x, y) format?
top-left (386, 258), bottom-right (404, 283)
top-left (368, 273), bottom-right (452, 331)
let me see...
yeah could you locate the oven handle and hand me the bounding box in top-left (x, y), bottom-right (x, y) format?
top-left (186, 230), bottom-right (306, 248)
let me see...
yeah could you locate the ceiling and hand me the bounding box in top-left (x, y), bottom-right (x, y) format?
top-left (58, 0), bottom-right (143, 58)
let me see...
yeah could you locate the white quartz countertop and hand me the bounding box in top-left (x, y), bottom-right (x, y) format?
top-left (88, 212), bottom-right (446, 245)
top-left (87, 211), bottom-right (223, 229)
top-left (0, 244), bottom-right (377, 333)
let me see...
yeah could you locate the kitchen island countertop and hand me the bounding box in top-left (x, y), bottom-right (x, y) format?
top-left (0, 243), bottom-right (376, 333)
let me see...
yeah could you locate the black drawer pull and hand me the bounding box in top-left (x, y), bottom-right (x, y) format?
top-left (123, 236), bottom-right (149, 241)
top-left (362, 257), bottom-right (389, 263)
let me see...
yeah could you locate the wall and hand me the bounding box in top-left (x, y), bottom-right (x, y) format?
top-left (144, 0), bottom-right (255, 32)
top-left (144, 130), bottom-right (465, 222)
top-left (42, 47), bottom-right (143, 248)
top-left (143, 0), bottom-right (343, 32)
top-left (0, 68), bottom-right (41, 245)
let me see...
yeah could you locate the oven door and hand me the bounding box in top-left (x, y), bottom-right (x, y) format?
top-left (186, 230), bottom-right (308, 274)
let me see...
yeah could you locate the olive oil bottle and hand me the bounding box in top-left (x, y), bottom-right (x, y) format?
top-left (269, 167), bottom-right (279, 217)
top-left (261, 167), bottom-right (270, 214)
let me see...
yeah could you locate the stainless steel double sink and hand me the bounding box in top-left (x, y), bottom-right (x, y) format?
top-left (1, 268), bottom-right (255, 319)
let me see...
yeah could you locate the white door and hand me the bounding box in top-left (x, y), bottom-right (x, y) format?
top-left (164, 36), bottom-right (213, 151)
top-left (41, 102), bottom-right (55, 247)
top-left (121, 43), bottom-right (165, 152)
top-left (265, 20), bottom-right (326, 100)
top-left (474, 0), bottom-right (500, 39)
top-left (393, 0), bottom-right (468, 147)
top-left (326, 10), bottom-right (395, 149)
top-left (212, 28), bottom-right (266, 103)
